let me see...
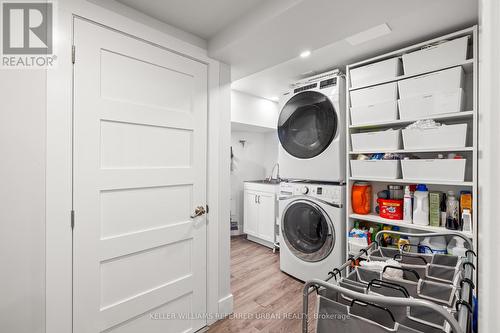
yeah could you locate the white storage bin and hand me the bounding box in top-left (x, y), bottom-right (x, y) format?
top-left (398, 88), bottom-right (465, 119)
top-left (351, 129), bottom-right (402, 151)
top-left (402, 124), bottom-right (467, 150)
top-left (401, 159), bottom-right (466, 182)
top-left (402, 36), bottom-right (469, 74)
top-left (350, 82), bottom-right (398, 107)
top-left (398, 67), bottom-right (464, 99)
top-left (350, 100), bottom-right (398, 126)
top-left (350, 57), bottom-right (402, 87)
top-left (351, 160), bottom-right (401, 179)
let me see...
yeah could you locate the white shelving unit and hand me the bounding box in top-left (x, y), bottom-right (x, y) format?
top-left (350, 147), bottom-right (473, 155)
top-left (349, 213), bottom-right (473, 239)
top-left (349, 110), bottom-right (474, 129)
top-left (345, 26), bottom-right (478, 256)
top-left (349, 177), bottom-right (473, 187)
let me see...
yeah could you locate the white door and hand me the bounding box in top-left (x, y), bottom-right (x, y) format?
top-left (73, 19), bottom-right (208, 333)
top-left (243, 190), bottom-right (258, 236)
top-left (258, 193), bottom-right (275, 242)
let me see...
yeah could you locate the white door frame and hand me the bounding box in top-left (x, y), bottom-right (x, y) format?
top-left (46, 1), bottom-right (231, 333)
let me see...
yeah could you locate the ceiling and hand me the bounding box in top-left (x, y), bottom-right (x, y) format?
top-left (115, 0), bottom-right (267, 39)
top-left (114, 0), bottom-right (478, 100)
top-left (231, 0), bottom-right (478, 100)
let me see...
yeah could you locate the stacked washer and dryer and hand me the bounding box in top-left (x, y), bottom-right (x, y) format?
top-left (277, 70), bottom-right (347, 282)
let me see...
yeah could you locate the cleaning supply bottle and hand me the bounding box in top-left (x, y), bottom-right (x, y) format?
top-left (408, 236), bottom-right (420, 253)
top-left (460, 192), bottom-right (472, 229)
top-left (403, 186), bottom-right (412, 223)
top-left (447, 237), bottom-right (467, 257)
top-left (413, 184), bottom-right (429, 226)
top-left (462, 209), bottom-right (472, 233)
top-left (398, 237), bottom-right (410, 251)
top-left (440, 192), bottom-right (447, 227)
top-left (419, 236), bottom-right (447, 254)
top-left (446, 191), bottom-right (460, 230)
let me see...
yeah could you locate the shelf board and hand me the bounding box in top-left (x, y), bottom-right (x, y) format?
top-left (349, 59), bottom-right (473, 92)
top-left (349, 111), bottom-right (474, 129)
top-left (349, 177), bottom-right (473, 186)
top-left (350, 147), bottom-right (473, 154)
top-left (349, 213), bottom-right (473, 238)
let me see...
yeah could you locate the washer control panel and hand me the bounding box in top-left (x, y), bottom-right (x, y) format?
top-left (280, 182), bottom-right (343, 205)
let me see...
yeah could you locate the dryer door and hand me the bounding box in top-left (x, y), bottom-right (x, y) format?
top-left (281, 199), bottom-right (335, 262)
top-left (278, 90), bottom-right (338, 159)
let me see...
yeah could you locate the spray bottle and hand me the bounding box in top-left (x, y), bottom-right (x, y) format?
top-left (403, 186), bottom-right (412, 223)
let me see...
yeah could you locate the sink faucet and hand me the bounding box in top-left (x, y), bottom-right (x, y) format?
top-left (267, 163), bottom-right (281, 182)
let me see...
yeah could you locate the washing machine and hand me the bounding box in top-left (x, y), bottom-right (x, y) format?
top-left (278, 70), bottom-right (346, 183)
top-left (278, 181), bottom-right (345, 282)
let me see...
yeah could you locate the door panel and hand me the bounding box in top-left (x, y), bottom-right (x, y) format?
top-left (100, 239), bottom-right (192, 308)
top-left (100, 49), bottom-right (194, 112)
top-left (244, 191), bottom-right (258, 236)
top-left (100, 120), bottom-right (193, 168)
top-left (258, 193), bottom-right (275, 242)
top-left (103, 294), bottom-right (193, 333)
top-left (100, 185), bottom-right (192, 238)
top-left (73, 18), bottom-right (207, 333)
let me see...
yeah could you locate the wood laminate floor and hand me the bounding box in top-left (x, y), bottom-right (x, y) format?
top-left (207, 236), bottom-right (316, 333)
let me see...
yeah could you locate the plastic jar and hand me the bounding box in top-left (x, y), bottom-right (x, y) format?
top-left (352, 182), bottom-right (372, 215)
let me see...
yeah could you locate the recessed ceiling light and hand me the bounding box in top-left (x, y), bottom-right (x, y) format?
top-left (345, 23), bottom-right (392, 46)
top-left (300, 50), bottom-right (311, 58)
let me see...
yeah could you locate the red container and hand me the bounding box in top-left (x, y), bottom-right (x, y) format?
top-left (378, 198), bottom-right (404, 220)
top-left (352, 182), bottom-right (372, 215)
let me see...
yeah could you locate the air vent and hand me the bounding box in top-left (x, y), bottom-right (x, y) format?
top-left (320, 77), bottom-right (337, 89)
top-left (294, 83), bottom-right (317, 93)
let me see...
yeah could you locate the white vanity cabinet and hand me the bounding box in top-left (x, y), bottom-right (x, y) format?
top-left (243, 181), bottom-right (278, 248)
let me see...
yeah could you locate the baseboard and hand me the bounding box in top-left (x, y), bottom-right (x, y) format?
top-left (218, 293), bottom-right (234, 317)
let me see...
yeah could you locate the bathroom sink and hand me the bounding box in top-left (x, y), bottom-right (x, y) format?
top-left (246, 179), bottom-right (281, 185)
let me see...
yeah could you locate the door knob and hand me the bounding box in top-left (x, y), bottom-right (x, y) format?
top-left (190, 206), bottom-right (206, 218)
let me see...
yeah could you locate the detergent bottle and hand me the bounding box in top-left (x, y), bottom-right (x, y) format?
top-left (413, 184), bottom-right (429, 226)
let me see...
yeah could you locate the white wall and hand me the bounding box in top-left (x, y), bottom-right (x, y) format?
top-left (0, 71), bottom-right (46, 333)
top-left (230, 131), bottom-right (278, 232)
top-left (0, 1), bottom-right (231, 333)
top-left (230, 90), bottom-right (279, 233)
top-left (231, 90), bottom-right (279, 129)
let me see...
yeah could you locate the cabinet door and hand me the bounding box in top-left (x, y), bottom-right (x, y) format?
top-left (257, 193), bottom-right (276, 242)
top-left (243, 190), bottom-right (259, 236)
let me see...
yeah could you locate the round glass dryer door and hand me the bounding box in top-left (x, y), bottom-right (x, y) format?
top-left (278, 91), bottom-right (338, 159)
top-left (281, 200), bottom-right (335, 262)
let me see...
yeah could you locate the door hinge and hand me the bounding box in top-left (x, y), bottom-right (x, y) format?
top-left (206, 204), bottom-right (209, 214)
top-left (71, 45), bottom-right (76, 64)
top-left (71, 210), bottom-right (75, 229)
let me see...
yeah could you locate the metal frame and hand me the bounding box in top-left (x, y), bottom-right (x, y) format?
top-left (303, 279), bottom-right (463, 333)
top-left (302, 230), bottom-right (475, 333)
